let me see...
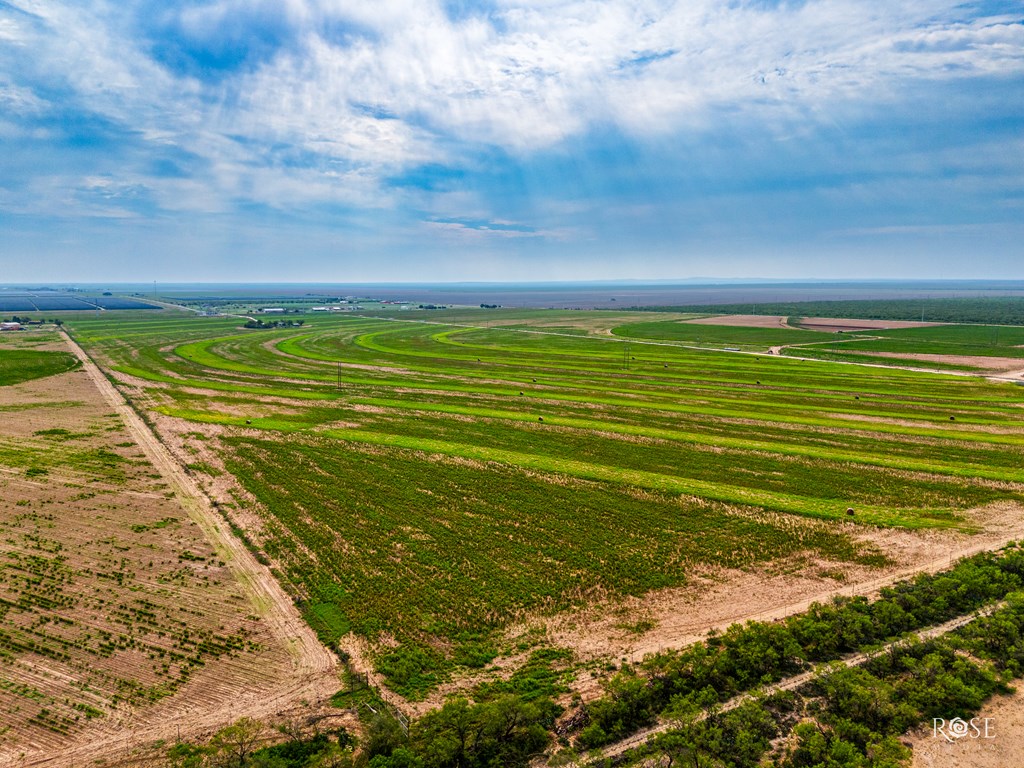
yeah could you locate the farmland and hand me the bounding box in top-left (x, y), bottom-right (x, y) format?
top-left (611, 316), bottom-right (1024, 375)
top-left (772, 323), bottom-right (1024, 372)
top-left (629, 295), bottom-right (1024, 325)
top-left (0, 329), bottom-right (335, 766)
top-left (0, 349), bottom-right (79, 386)
top-left (54, 306), bottom-right (1024, 710)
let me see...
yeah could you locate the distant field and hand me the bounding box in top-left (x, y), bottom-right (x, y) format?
top-left (631, 296), bottom-right (1024, 325)
top-left (610, 318), bottom-right (831, 347)
top-left (61, 307), bottom-right (1024, 699)
top-left (617, 316), bottom-right (1024, 370)
top-left (149, 281), bottom-right (1024, 311)
top-left (775, 323), bottom-right (1024, 371)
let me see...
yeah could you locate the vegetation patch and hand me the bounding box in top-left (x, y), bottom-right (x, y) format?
top-left (223, 436), bottom-right (884, 696)
top-left (0, 350), bottom-right (79, 386)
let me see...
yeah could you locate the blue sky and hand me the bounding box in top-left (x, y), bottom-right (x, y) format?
top-left (1, 0), bottom-right (1022, 282)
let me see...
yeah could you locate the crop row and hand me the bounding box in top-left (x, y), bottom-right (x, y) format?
top-left (223, 435), bottom-right (888, 696)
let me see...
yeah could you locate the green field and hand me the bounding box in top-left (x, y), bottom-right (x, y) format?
top-left (62, 308), bottom-right (1024, 695)
top-left (627, 296), bottom-right (1024, 325)
top-left (0, 349), bottom-right (79, 386)
top-left (610, 319), bottom-right (832, 348)
top-left (611, 317), bottom-right (1024, 369)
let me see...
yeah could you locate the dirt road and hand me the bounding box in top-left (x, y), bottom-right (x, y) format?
top-left (580, 605), bottom-right (1002, 765)
top-left (37, 331), bottom-right (338, 767)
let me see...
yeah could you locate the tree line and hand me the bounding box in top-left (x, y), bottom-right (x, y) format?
top-left (574, 544), bottom-right (1024, 751)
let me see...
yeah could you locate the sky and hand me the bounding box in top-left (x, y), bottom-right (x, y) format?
top-left (1, 0), bottom-right (1022, 283)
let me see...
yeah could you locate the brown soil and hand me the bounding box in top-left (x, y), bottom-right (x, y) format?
top-left (908, 687), bottom-right (1024, 767)
top-left (853, 351), bottom-right (1024, 376)
top-left (798, 317), bottom-right (941, 331)
top-left (856, 352), bottom-right (1024, 370)
top-left (0, 334), bottom-right (339, 768)
top-left (683, 314), bottom-right (793, 328)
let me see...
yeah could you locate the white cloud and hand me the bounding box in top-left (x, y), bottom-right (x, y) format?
top-left (2, 0), bottom-right (1022, 220)
top-left (215, 0), bottom-right (1024, 154)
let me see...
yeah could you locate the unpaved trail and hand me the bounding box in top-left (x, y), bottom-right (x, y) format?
top-left (39, 331), bottom-right (338, 767)
top-left (574, 605), bottom-right (1002, 765)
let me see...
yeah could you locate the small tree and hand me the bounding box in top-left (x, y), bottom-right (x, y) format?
top-left (209, 717), bottom-right (264, 767)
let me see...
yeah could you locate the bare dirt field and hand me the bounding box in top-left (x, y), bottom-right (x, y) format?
top-left (909, 687), bottom-right (1024, 768)
top-left (0, 334), bottom-right (338, 767)
top-left (798, 317), bottom-right (941, 331)
top-left (683, 314), bottom-right (793, 328)
top-left (854, 351), bottom-right (1024, 377)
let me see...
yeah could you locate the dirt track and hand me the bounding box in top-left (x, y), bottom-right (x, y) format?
top-left (574, 605), bottom-right (1003, 765)
top-left (33, 331), bottom-right (339, 767)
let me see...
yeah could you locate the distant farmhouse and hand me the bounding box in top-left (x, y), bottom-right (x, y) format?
top-left (1, 322), bottom-right (22, 331)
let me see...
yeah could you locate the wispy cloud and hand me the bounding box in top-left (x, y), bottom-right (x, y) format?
top-left (0, 0), bottom-right (1021, 279)
top-left (423, 216), bottom-right (575, 242)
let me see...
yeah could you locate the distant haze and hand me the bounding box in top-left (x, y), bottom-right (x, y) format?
top-left (4, 280), bottom-right (1024, 310)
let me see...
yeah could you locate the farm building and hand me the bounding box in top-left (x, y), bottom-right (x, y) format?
top-left (259, 307), bottom-right (286, 313)
top-left (1, 322), bottom-right (22, 331)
